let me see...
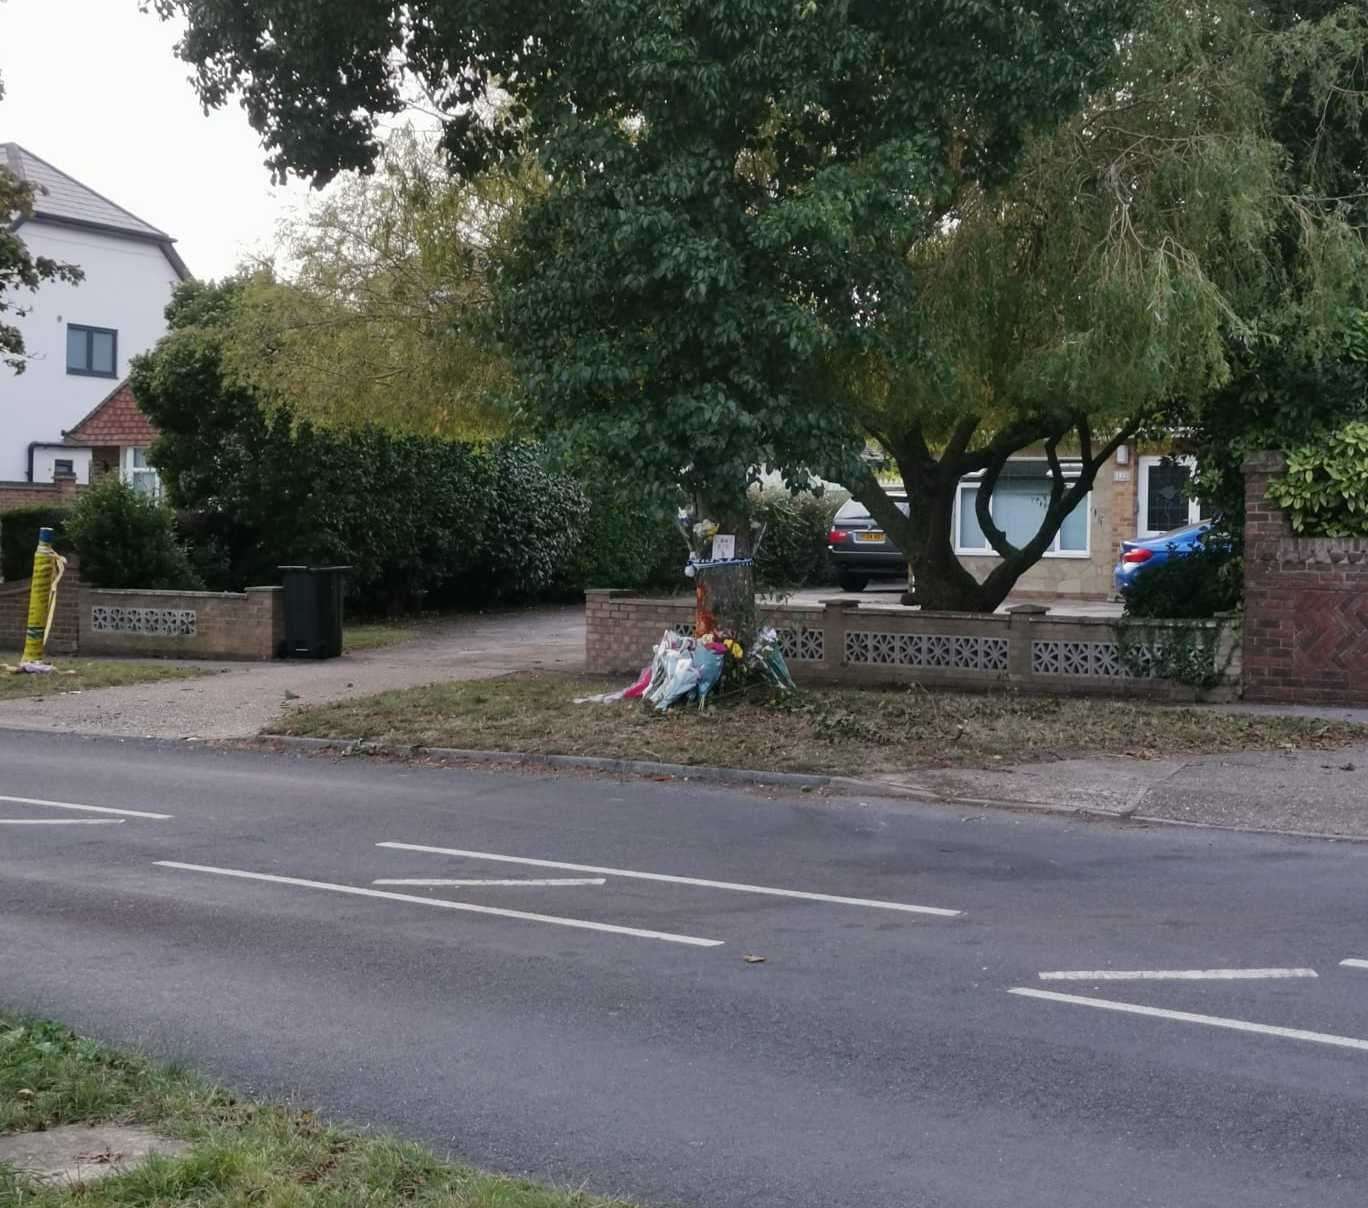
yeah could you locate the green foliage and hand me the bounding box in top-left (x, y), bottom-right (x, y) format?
top-left (0, 504), bottom-right (71, 582)
top-left (1183, 315), bottom-right (1368, 540)
top-left (65, 475), bottom-right (202, 590)
top-left (131, 281), bottom-right (589, 614)
top-left (152, 0), bottom-right (1132, 523)
top-left (567, 489), bottom-right (682, 595)
top-left (223, 128), bottom-right (522, 440)
top-left (1121, 542), bottom-right (1243, 620)
top-left (1269, 421), bottom-right (1368, 537)
top-left (838, 0), bottom-right (1366, 612)
top-left (1116, 618), bottom-right (1238, 689)
top-left (751, 486), bottom-right (847, 592)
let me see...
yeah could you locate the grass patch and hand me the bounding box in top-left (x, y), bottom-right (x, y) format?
top-left (0, 660), bottom-right (204, 701)
top-left (343, 622), bottom-right (419, 653)
top-left (269, 673), bottom-right (1368, 776)
top-left (0, 1015), bottom-right (631, 1206)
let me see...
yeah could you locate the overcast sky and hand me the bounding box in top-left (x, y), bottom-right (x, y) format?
top-left (1, 0), bottom-right (312, 279)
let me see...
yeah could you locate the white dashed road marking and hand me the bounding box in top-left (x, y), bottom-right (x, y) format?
top-left (378, 842), bottom-right (962, 917)
top-left (0, 794), bottom-right (171, 820)
top-left (373, 878), bottom-right (607, 888)
top-left (1010, 987), bottom-right (1368, 1052)
top-left (154, 862), bottom-right (723, 948)
top-left (0, 819), bottom-right (125, 826)
top-left (1039, 968), bottom-right (1318, 981)
top-left (1340, 959), bottom-right (1368, 971)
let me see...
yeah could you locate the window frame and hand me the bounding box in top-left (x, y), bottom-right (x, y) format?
top-left (121, 446), bottom-right (161, 498)
top-left (952, 465), bottom-right (1092, 560)
top-left (65, 324), bottom-right (119, 378)
top-left (1137, 455), bottom-right (1203, 537)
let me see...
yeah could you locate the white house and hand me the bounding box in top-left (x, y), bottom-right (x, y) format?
top-left (1, 144), bottom-right (187, 492)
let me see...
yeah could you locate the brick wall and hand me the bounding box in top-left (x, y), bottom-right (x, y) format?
top-left (585, 590), bottom-right (1239, 700)
top-left (81, 586), bottom-right (285, 660)
top-left (0, 477), bottom-right (82, 512)
top-left (1242, 452), bottom-right (1368, 706)
top-left (0, 557), bottom-right (81, 658)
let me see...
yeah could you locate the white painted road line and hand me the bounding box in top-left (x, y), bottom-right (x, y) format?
top-left (154, 862), bottom-right (723, 948)
top-left (1340, 959), bottom-right (1368, 971)
top-left (378, 842), bottom-right (962, 917)
top-left (0, 819), bottom-right (125, 826)
top-left (0, 794), bottom-right (172, 820)
top-left (1010, 987), bottom-right (1368, 1052)
top-left (373, 878), bottom-right (608, 888)
top-left (1039, 968), bottom-right (1318, 981)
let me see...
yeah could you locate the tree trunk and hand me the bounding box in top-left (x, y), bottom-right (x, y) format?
top-left (693, 499), bottom-right (756, 644)
top-left (901, 475), bottom-right (992, 611)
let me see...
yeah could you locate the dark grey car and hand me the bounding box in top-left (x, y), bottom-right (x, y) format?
top-left (827, 493), bottom-right (908, 592)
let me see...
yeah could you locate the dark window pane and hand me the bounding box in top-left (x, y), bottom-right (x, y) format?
top-left (66, 327), bottom-right (86, 370)
top-left (1147, 461), bottom-right (1192, 532)
top-left (90, 330), bottom-right (116, 374)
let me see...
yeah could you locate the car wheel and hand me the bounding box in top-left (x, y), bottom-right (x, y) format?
top-left (838, 573), bottom-right (869, 593)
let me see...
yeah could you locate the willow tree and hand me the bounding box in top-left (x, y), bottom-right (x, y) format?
top-left (837, 0), bottom-right (1366, 611)
top-left (224, 129), bottom-right (523, 441)
top-left (150, 0), bottom-right (1131, 641)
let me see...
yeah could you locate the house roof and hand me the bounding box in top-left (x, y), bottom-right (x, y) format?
top-left (63, 379), bottom-right (159, 448)
top-left (2, 143), bottom-right (190, 280)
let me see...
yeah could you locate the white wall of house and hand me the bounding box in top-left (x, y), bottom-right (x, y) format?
top-left (0, 220), bottom-right (178, 482)
top-left (28, 444), bottom-right (93, 484)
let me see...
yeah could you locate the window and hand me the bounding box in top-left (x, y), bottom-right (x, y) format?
top-left (52, 458), bottom-right (75, 479)
top-left (1138, 456), bottom-right (1209, 536)
top-left (954, 471), bottom-right (1090, 558)
top-left (66, 324), bottom-right (118, 377)
top-left (123, 446), bottom-right (160, 497)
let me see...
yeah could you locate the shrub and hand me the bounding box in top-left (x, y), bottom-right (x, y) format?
top-left (750, 486), bottom-right (848, 592)
top-left (566, 487), bottom-right (683, 595)
top-left (1268, 421), bottom-right (1368, 536)
top-left (64, 476), bottom-right (202, 590)
top-left (0, 505), bottom-right (71, 582)
top-left (1121, 540), bottom-right (1242, 619)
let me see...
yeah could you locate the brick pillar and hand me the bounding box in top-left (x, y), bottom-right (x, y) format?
top-left (1241, 452), bottom-right (1291, 701)
top-left (585, 589), bottom-right (638, 674)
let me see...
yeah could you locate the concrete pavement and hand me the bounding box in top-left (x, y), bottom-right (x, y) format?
top-left (0, 605), bottom-right (584, 740)
top-left (4, 728), bottom-right (1368, 1207)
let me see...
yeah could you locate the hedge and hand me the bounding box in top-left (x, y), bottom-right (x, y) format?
top-left (0, 505), bottom-right (72, 583)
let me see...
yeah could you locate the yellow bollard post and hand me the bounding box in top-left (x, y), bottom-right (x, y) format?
top-left (19, 527), bottom-right (59, 667)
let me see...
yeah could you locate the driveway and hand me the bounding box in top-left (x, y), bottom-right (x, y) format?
top-left (0, 605), bottom-right (584, 741)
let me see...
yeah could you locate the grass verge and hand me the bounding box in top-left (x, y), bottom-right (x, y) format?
top-left (0, 1015), bottom-right (629, 1206)
top-left (0, 660), bottom-right (204, 702)
top-left (269, 672), bottom-right (1367, 776)
top-left (343, 622), bottom-right (419, 653)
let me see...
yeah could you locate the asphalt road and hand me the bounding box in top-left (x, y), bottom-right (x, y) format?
top-left (2, 729), bottom-right (1367, 1208)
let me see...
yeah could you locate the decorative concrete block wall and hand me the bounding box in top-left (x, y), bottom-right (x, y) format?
top-left (80, 586), bottom-right (284, 660)
top-left (585, 590), bottom-right (1239, 700)
top-left (1242, 452), bottom-right (1368, 706)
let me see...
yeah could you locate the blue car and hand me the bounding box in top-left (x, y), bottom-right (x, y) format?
top-left (1113, 521), bottom-right (1213, 595)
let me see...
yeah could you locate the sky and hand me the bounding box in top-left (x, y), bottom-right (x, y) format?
top-left (0, 0), bottom-right (313, 279)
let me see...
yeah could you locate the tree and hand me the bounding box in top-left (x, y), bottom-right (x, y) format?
top-left (834, 0), bottom-right (1366, 610)
top-left (225, 128), bottom-right (521, 441)
top-left (1179, 0), bottom-right (1368, 536)
top-left (149, 0), bottom-right (1132, 639)
top-left (0, 72), bottom-right (83, 371)
top-left (131, 279), bottom-right (591, 613)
